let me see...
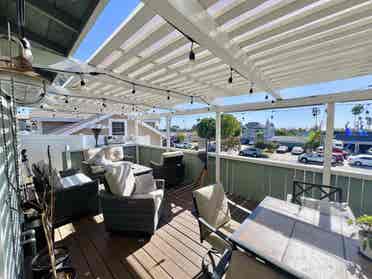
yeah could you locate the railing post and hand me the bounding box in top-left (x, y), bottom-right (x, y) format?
top-left (323, 102), bottom-right (335, 186)
top-left (216, 111), bottom-right (221, 185)
top-left (166, 115), bottom-right (171, 151)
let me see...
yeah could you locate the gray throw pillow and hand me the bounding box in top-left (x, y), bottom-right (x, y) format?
top-left (133, 173), bottom-right (156, 194)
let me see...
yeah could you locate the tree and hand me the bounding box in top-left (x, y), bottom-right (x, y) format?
top-left (196, 115), bottom-right (241, 151)
top-left (196, 118), bottom-right (215, 140)
top-left (305, 130), bottom-right (321, 150)
top-left (352, 104), bottom-right (364, 130)
top-left (176, 132), bottom-right (186, 143)
top-left (221, 114), bottom-right (241, 138)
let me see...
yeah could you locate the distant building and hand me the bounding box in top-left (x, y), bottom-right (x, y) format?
top-left (18, 111), bottom-right (164, 146)
top-left (242, 120), bottom-right (275, 144)
top-left (264, 119), bottom-right (275, 142)
top-left (334, 131), bottom-right (372, 153)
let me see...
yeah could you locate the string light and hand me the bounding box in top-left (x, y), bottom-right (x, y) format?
top-left (132, 83), bottom-right (136, 94)
top-left (167, 90), bottom-right (170, 100)
top-left (64, 95), bottom-right (69, 104)
top-left (189, 41), bottom-right (195, 61)
top-left (80, 74), bottom-right (86, 87)
top-left (265, 94), bottom-right (269, 100)
top-left (249, 82), bottom-right (254, 94)
top-left (228, 67), bottom-right (233, 84)
top-left (153, 106), bottom-right (156, 113)
top-left (190, 96), bottom-right (194, 104)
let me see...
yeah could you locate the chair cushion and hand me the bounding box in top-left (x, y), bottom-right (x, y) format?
top-left (105, 162), bottom-right (135, 197)
top-left (204, 219), bottom-right (240, 254)
top-left (60, 173), bottom-right (92, 189)
top-left (226, 251), bottom-right (280, 279)
top-left (86, 149), bottom-right (106, 165)
top-left (104, 146), bottom-right (124, 162)
top-left (219, 219), bottom-right (240, 236)
top-left (160, 151), bottom-right (183, 165)
top-left (132, 189), bottom-right (164, 212)
top-left (84, 148), bottom-right (103, 161)
top-left (133, 173), bottom-right (156, 194)
top-left (193, 184), bottom-right (231, 229)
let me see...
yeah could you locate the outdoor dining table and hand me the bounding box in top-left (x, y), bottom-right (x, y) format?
top-left (230, 196), bottom-right (372, 279)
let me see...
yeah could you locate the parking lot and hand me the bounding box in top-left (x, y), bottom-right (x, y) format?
top-left (227, 145), bottom-right (372, 174)
top-left (255, 150), bottom-right (372, 174)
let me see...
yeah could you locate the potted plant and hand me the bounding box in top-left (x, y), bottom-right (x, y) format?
top-left (349, 215), bottom-right (372, 260)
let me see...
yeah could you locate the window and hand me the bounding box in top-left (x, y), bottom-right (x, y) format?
top-left (110, 120), bottom-right (127, 136)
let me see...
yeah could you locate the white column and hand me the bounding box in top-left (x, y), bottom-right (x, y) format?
top-left (166, 115), bottom-right (171, 151)
top-left (134, 118), bottom-right (139, 163)
top-left (323, 102), bottom-right (335, 186)
top-left (216, 111), bottom-right (221, 185)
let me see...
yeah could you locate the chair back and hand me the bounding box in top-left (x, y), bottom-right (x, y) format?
top-left (192, 184), bottom-right (231, 241)
top-left (160, 151), bottom-right (183, 166)
top-left (291, 180), bottom-right (343, 206)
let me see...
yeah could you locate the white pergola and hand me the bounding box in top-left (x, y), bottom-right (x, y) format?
top-left (42, 0), bottom-right (372, 186)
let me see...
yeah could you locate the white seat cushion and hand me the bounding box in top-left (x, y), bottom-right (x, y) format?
top-left (60, 173), bottom-right (92, 189)
top-left (105, 162), bottom-right (135, 197)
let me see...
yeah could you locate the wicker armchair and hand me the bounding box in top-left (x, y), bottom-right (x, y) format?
top-left (32, 163), bottom-right (99, 227)
top-left (99, 179), bottom-right (165, 235)
top-left (150, 151), bottom-right (185, 187)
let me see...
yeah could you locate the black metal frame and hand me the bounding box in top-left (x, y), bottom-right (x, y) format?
top-left (291, 180), bottom-right (343, 205)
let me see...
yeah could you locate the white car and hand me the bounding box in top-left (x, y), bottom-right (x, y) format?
top-left (348, 155), bottom-right (372, 167)
top-left (276, 145), bottom-right (289, 153)
top-left (291, 146), bottom-right (304, 155)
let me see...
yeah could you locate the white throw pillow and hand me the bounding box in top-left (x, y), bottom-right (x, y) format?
top-left (105, 162), bottom-right (135, 197)
top-left (86, 149), bottom-right (106, 165)
top-left (104, 147), bottom-right (124, 162)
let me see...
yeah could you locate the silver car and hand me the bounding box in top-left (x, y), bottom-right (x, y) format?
top-left (298, 153), bottom-right (336, 165)
top-left (348, 155), bottom-right (372, 167)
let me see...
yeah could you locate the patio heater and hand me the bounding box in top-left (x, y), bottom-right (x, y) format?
top-left (91, 125), bottom-right (102, 147)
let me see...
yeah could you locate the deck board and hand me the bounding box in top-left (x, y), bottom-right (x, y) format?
top-left (55, 185), bottom-right (254, 279)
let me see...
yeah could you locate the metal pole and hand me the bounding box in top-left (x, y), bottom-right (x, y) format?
top-left (166, 115), bottom-right (171, 151)
top-left (323, 102), bottom-right (335, 186)
top-left (216, 112), bottom-right (221, 185)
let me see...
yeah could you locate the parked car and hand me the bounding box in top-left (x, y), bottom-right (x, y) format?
top-left (316, 146), bottom-right (345, 162)
top-left (291, 146), bottom-right (304, 155)
top-left (348, 155), bottom-right (372, 167)
top-left (239, 147), bottom-right (262, 158)
top-left (175, 142), bottom-right (193, 149)
top-left (298, 153), bottom-right (336, 165)
top-left (276, 145), bottom-right (289, 153)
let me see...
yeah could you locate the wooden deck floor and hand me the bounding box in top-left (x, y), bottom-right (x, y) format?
top-left (54, 185), bottom-right (256, 279)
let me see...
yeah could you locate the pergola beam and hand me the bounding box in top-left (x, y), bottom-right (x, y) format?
top-left (142, 0), bottom-right (281, 100)
top-left (145, 88), bottom-right (372, 118)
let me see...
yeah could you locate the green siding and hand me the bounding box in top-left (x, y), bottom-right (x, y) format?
top-left (0, 94), bottom-right (22, 279)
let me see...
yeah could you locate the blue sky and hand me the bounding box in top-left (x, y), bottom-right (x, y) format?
top-left (73, 0), bottom-right (372, 130)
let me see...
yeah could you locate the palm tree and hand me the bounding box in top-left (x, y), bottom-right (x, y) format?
top-left (352, 104), bottom-right (364, 130)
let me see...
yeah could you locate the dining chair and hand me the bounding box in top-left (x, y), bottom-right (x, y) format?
top-left (192, 184), bottom-right (252, 253)
top-left (211, 249), bottom-right (283, 279)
